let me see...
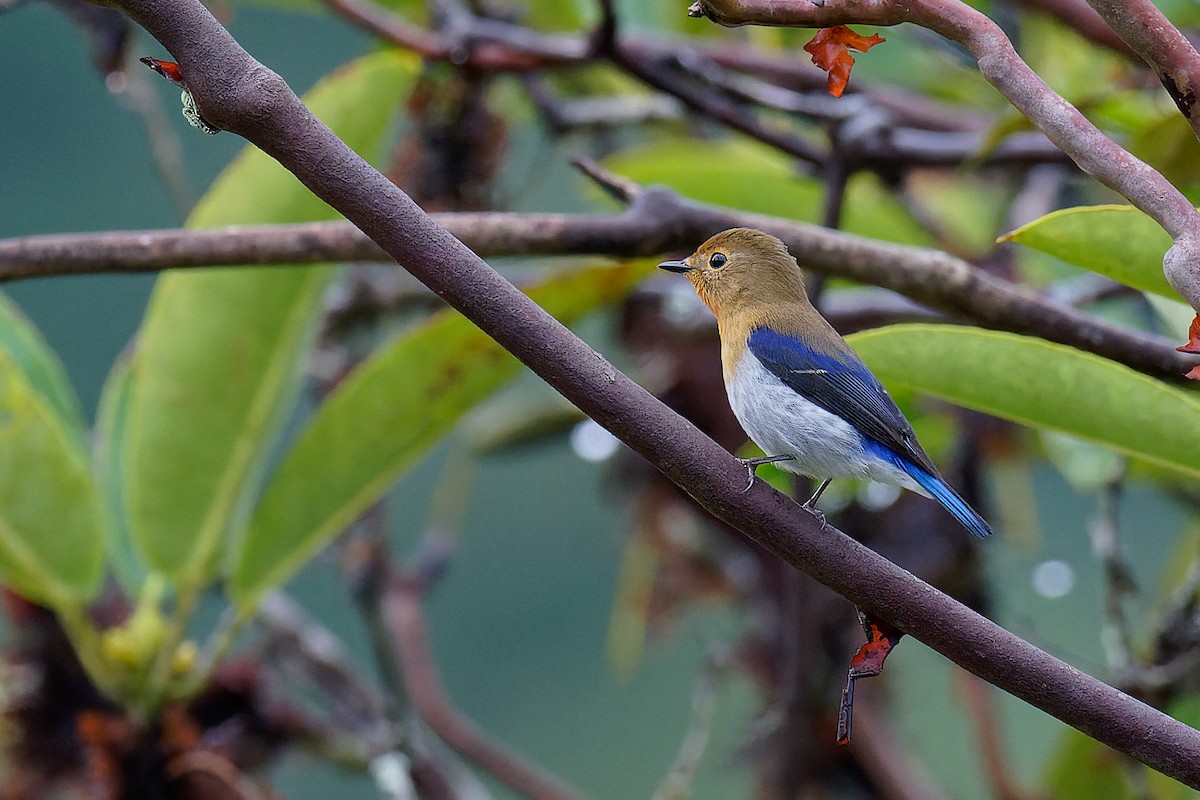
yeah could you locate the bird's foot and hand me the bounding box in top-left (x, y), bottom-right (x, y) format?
top-left (800, 502), bottom-right (828, 529)
top-left (737, 454), bottom-right (794, 493)
top-left (801, 479), bottom-right (833, 529)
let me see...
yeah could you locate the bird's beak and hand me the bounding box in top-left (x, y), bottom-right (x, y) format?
top-left (658, 259), bottom-right (693, 274)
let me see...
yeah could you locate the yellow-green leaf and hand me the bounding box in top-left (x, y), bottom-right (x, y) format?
top-left (231, 259), bottom-right (652, 610)
top-left (1044, 728), bottom-right (1191, 800)
top-left (0, 293), bottom-right (83, 431)
top-left (847, 325), bottom-right (1200, 477)
top-left (0, 352), bottom-right (103, 608)
top-left (1001, 205), bottom-right (1176, 298)
top-left (605, 139), bottom-right (934, 247)
top-left (93, 352), bottom-right (144, 591)
top-left (120, 51), bottom-right (417, 585)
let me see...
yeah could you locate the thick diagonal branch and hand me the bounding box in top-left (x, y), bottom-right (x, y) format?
top-left (85, 0), bottom-right (1200, 787)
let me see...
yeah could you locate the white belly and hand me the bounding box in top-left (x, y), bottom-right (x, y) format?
top-left (727, 354), bottom-right (923, 492)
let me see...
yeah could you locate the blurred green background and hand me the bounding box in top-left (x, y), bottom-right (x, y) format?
top-left (1, 4), bottom-right (1196, 798)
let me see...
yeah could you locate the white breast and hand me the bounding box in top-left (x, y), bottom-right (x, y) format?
top-left (726, 352), bottom-right (923, 492)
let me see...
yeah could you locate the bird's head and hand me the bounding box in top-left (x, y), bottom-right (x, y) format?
top-left (658, 228), bottom-right (808, 317)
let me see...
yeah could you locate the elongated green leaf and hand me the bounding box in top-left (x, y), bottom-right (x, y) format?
top-left (0, 352), bottom-right (103, 607)
top-left (605, 139), bottom-right (933, 247)
top-left (232, 260), bottom-right (652, 609)
top-left (1044, 727), bottom-right (1190, 800)
top-left (93, 352), bottom-right (144, 591)
top-left (0, 294), bottom-right (83, 430)
top-left (122, 51), bottom-right (417, 584)
top-left (1001, 205), bottom-right (1176, 298)
top-left (847, 324), bottom-right (1200, 477)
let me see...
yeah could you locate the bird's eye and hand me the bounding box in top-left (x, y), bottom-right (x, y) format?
top-left (709, 253), bottom-right (728, 269)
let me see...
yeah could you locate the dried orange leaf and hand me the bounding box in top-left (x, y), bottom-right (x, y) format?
top-left (1177, 314), bottom-right (1200, 354)
top-left (803, 25), bottom-right (886, 98)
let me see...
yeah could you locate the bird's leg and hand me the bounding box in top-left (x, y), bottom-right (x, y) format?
top-left (736, 454), bottom-right (794, 493)
top-left (801, 479), bottom-right (832, 527)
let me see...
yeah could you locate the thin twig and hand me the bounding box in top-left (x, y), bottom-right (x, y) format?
top-left (326, 0), bottom-right (1066, 172)
top-left (849, 685), bottom-right (952, 800)
top-left (1089, 473), bottom-right (1138, 674)
top-left (112, 56), bottom-right (196, 217)
top-left (651, 651), bottom-right (726, 800)
top-left (688, 0), bottom-right (1200, 316)
top-left (609, 42), bottom-right (828, 166)
top-left (257, 593), bottom-right (394, 748)
top-left (569, 156), bottom-right (640, 203)
top-left (382, 572), bottom-right (586, 800)
top-left (955, 671), bottom-right (1038, 800)
top-left (667, 47), bottom-right (1064, 167)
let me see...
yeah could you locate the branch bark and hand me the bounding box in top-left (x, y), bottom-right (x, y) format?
top-left (82, 0), bottom-right (1200, 788)
top-left (688, 0), bottom-right (1200, 319)
top-left (325, 0), bottom-right (1067, 170)
top-left (2, 193), bottom-right (1194, 379)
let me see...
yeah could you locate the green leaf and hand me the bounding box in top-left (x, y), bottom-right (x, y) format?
top-left (1040, 431), bottom-right (1124, 493)
top-left (1001, 205), bottom-right (1176, 298)
top-left (0, 293), bottom-right (84, 431)
top-left (1043, 731), bottom-right (1134, 800)
top-left (1043, 728), bottom-right (1190, 800)
top-left (905, 173), bottom-right (1012, 258)
top-left (1021, 14), bottom-right (1126, 103)
top-left (605, 139), bottom-right (934, 247)
top-left (1128, 112), bottom-right (1200, 196)
top-left (0, 352), bottom-right (104, 608)
top-left (93, 351), bottom-right (145, 592)
top-left (231, 259), bottom-right (652, 610)
top-left (121, 50), bottom-right (417, 584)
top-left (846, 324), bottom-right (1200, 478)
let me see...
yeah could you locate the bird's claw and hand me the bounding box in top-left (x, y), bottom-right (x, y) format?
top-left (801, 501), bottom-right (828, 529)
top-left (800, 478), bottom-right (833, 528)
top-left (736, 454), bottom-right (793, 493)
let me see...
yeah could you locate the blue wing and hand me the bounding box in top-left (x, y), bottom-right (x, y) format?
top-left (746, 326), bottom-right (938, 476)
top-left (747, 327), bottom-right (991, 538)
top-left (897, 462), bottom-right (993, 538)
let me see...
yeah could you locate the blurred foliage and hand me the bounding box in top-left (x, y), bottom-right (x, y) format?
top-left (233, 258), bottom-right (653, 611)
top-left (0, 349), bottom-right (103, 609)
top-left (607, 138), bottom-right (935, 245)
top-left (4, 0), bottom-right (1200, 797)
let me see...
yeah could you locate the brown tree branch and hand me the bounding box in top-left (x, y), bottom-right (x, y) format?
top-left (382, 571), bottom-right (584, 800)
top-left (327, 0), bottom-right (587, 70)
top-left (80, 0), bottom-right (1200, 787)
top-left (663, 51), bottom-right (1066, 168)
top-left (1, 191), bottom-right (1194, 378)
top-left (612, 48), bottom-right (827, 165)
top-left (693, 43), bottom-right (984, 132)
top-left (324, 0), bottom-right (1065, 170)
top-left (688, 0), bottom-right (1200, 318)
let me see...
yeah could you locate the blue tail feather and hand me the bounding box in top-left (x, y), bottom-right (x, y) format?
top-left (895, 459), bottom-right (992, 539)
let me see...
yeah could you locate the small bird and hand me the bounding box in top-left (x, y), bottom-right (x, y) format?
top-left (658, 228), bottom-right (992, 539)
